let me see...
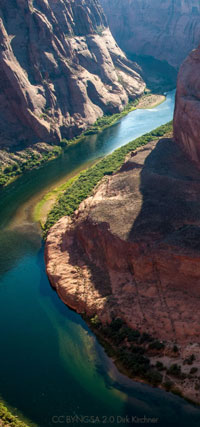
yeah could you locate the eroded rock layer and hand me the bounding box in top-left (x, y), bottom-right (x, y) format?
top-left (45, 137), bottom-right (200, 345)
top-left (100, 0), bottom-right (200, 69)
top-left (174, 46), bottom-right (200, 165)
top-left (0, 0), bottom-right (144, 148)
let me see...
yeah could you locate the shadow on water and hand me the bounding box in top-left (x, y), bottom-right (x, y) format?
top-left (37, 243), bottom-right (92, 332)
top-left (0, 224), bottom-right (42, 277)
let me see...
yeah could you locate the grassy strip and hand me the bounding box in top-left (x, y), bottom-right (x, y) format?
top-left (0, 98), bottom-right (140, 189)
top-left (0, 403), bottom-right (28, 427)
top-left (33, 158), bottom-right (101, 226)
top-left (44, 121), bottom-right (172, 236)
top-left (33, 174), bottom-right (81, 226)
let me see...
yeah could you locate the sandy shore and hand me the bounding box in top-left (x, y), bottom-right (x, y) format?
top-left (137, 93), bottom-right (165, 109)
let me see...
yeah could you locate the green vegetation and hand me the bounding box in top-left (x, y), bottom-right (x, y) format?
top-left (33, 174), bottom-right (80, 225)
top-left (149, 340), bottom-right (165, 351)
top-left (0, 146), bottom-right (62, 188)
top-left (0, 402), bottom-right (28, 427)
top-left (184, 354), bottom-right (196, 365)
top-left (167, 363), bottom-right (186, 380)
top-left (44, 121), bottom-right (172, 235)
top-left (190, 367), bottom-right (198, 375)
top-left (0, 98), bottom-right (140, 188)
top-left (59, 98), bottom-right (140, 148)
top-left (87, 316), bottom-right (165, 387)
top-left (87, 315), bottom-right (199, 401)
top-left (155, 361), bottom-right (165, 371)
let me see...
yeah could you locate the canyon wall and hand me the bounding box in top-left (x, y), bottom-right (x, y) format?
top-left (174, 45), bottom-right (200, 165)
top-left (0, 0), bottom-right (144, 148)
top-left (100, 0), bottom-right (200, 69)
top-left (45, 137), bottom-right (200, 345)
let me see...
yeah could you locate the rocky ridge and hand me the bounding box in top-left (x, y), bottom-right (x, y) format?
top-left (0, 0), bottom-right (144, 152)
top-left (100, 0), bottom-right (200, 69)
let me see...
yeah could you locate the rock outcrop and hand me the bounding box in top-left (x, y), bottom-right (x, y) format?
top-left (100, 0), bottom-right (200, 69)
top-left (45, 137), bottom-right (200, 345)
top-left (0, 0), bottom-right (144, 148)
top-left (174, 45), bottom-right (200, 165)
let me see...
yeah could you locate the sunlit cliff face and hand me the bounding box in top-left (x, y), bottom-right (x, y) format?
top-left (0, 0), bottom-right (144, 148)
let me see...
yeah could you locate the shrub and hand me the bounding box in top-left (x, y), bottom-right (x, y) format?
top-left (156, 361), bottom-right (165, 371)
top-left (173, 345), bottom-right (179, 353)
top-left (167, 363), bottom-right (185, 379)
top-left (145, 370), bottom-right (163, 386)
top-left (140, 332), bottom-right (153, 343)
top-left (184, 354), bottom-right (196, 365)
top-left (163, 379), bottom-right (174, 391)
top-left (126, 329), bottom-right (141, 342)
top-left (149, 340), bottom-right (165, 351)
top-left (190, 367), bottom-right (198, 375)
top-left (130, 345), bottom-right (145, 355)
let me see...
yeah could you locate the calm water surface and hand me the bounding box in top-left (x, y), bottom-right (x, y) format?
top-left (0, 91), bottom-right (200, 426)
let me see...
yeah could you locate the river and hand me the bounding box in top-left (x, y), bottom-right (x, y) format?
top-left (0, 90), bottom-right (200, 427)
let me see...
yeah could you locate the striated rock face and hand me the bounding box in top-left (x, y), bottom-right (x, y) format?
top-left (0, 0), bottom-right (144, 148)
top-left (45, 137), bottom-right (200, 345)
top-left (174, 46), bottom-right (200, 165)
top-left (100, 0), bottom-right (200, 69)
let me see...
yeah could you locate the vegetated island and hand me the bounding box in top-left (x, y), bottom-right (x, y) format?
top-left (45, 121), bottom-right (200, 405)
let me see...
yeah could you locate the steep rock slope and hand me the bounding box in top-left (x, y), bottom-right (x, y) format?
top-left (100, 0), bottom-right (200, 69)
top-left (0, 0), bottom-right (144, 148)
top-left (45, 137), bottom-right (200, 345)
top-left (174, 45), bottom-right (200, 165)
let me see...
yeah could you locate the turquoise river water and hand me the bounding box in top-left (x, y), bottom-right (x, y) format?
top-left (0, 90), bottom-right (200, 426)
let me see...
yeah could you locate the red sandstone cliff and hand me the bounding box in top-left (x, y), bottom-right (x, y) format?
top-left (45, 138), bottom-right (200, 345)
top-left (0, 0), bottom-right (144, 149)
top-left (100, 0), bottom-right (200, 69)
top-left (174, 45), bottom-right (200, 165)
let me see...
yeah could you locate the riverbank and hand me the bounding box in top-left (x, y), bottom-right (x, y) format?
top-left (33, 159), bottom-right (101, 227)
top-left (45, 125), bottom-right (200, 406)
top-left (0, 98), bottom-right (138, 188)
top-left (87, 317), bottom-right (200, 406)
top-left (33, 93), bottom-right (166, 227)
top-left (43, 121), bottom-right (172, 234)
top-left (137, 93), bottom-right (165, 109)
top-left (0, 93), bottom-right (166, 189)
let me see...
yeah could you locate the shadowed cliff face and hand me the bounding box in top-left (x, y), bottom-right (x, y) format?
top-left (174, 45), bottom-right (200, 165)
top-left (0, 0), bottom-right (145, 148)
top-left (100, 0), bottom-right (200, 69)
